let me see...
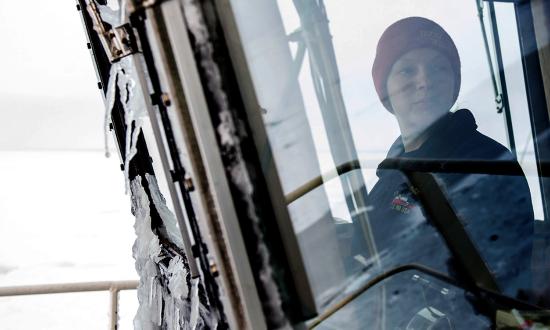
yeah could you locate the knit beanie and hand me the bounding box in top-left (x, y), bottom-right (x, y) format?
top-left (372, 17), bottom-right (461, 113)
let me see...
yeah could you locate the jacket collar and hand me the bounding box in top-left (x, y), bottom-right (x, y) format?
top-left (378, 109), bottom-right (478, 176)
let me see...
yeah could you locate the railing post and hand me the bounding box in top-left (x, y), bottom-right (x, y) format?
top-left (109, 287), bottom-right (119, 330)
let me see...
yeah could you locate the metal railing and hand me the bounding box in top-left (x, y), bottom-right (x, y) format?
top-left (0, 280), bottom-right (138, 330)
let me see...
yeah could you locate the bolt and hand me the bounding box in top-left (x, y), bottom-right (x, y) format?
top-left (210, 263), bottom-right (219, 277)
top-left (161, 93), bottom-right (171, 107)
top-left (184, 178), bottom-right (195, 192)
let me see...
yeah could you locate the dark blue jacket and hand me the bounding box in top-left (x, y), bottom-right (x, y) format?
top-left (365, 109), bottom-right (534, 298)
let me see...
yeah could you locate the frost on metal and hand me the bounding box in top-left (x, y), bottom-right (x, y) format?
top-left (105, 56), bottom-right (147, 192)
top-left (131, 176), bottom-right (215, 329)
top-left (146, 173), bottom-right (184, 249)
top-left (131, 175), bottom-right (163, 329)
top-left (95, 0), bottom-right (128, 158)
top-left (181, 0), bottom-right (290, 328)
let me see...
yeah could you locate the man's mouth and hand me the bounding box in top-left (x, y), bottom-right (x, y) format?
top-left (412, 99), bottom-right (430, 107)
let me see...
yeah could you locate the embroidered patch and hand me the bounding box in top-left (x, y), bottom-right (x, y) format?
top-left (391, 193), bottom-right (415, 214)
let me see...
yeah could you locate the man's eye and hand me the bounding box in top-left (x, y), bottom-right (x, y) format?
top-left (399, 67), bottom-right (414, 76)
top-left (433, 65), bottom-right (449, 72)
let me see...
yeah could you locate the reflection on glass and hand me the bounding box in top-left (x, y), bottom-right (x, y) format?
top-left (316, 269), bottom-right (492, 330)
top-left (227, 0), bottom-right (548, 314)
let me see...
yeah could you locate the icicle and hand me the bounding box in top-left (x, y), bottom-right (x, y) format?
top-left (167, 255), bottom-right (189, 299)
top-left (189, 278), bottom-right (200, 330)
top-left (146, 173), bottom-right (184, 248)
top-left (131, 176), bottom-right (163, 329)
top-left (148, 276), bottom-right (155, 307)
top-left (155, 284), bottom-right (163, 326)
top-left (129, 150), bottom-right (214, 329)
top-left (105, 56), bottom-right (147, 193)
top-left (174, 306), bottom-right (181, 329)
top-left (103, 63), bottom-right (119, 158)
top-left (118, 0), bottom-right (128, 24)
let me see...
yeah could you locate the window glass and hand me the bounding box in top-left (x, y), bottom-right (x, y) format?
top-left (316, 269), bottom-right (492, 330)
top-left (491, 2), bottom-right (545, 221)
top-left (227, 0), bottom-right (549, 313)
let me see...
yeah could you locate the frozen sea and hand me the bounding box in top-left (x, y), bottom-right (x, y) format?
top-left (0, 151), bottom-right (139, 329)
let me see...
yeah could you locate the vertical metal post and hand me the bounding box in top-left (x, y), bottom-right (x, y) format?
top-left (487, 0), bottom-right (518, 155)
top-left (476, 0), bottom-right (502, 110)
top-left (131, 13), bottom-right (200, 278)
top-left (514, 0), bottom-right (550, 222)
top-left (292, 0), bottom-right (379, 264)
top-left (291, 2), bottom-right (384, 327)
top-left (109, 288), bottom-right (119, 330)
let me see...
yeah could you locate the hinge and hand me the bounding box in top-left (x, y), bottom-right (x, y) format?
top-left (86, 1), bottom-right (139, 63)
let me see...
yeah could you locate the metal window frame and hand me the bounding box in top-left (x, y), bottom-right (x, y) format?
top-left (135, 2), bottom-right (268, 328)
top-left (514, 0), bottom-right (550, 224)
top-left (78, 1), bottom-right (237, 328)
top-left (210, 0), bottom-right (320, 320)
top-left (207, 0), bottom-right (550, 326)
top-left (80, 0), bottom-right (313, 327)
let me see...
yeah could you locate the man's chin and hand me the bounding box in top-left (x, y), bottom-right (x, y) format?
top-left (407, 115), bottom-right (442, 134)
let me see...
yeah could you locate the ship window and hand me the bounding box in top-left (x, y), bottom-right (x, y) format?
top-left (225, 0), bottom-right (550, 317)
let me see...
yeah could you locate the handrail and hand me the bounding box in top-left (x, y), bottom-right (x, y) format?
top-left (286, 160), bottom-right (361, 204)
top-left (0, 280), bottom-right (138, 330)
top-left (286, 157), bottom-right (544, 204)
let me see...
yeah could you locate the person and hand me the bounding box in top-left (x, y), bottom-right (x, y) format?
top-left (365, 17), bottom-right (535, 301)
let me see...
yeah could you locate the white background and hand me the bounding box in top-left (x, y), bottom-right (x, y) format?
top-left (0, 2), bottom-right (138, 329)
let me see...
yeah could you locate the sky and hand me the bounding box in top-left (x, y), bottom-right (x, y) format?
top-left (0, 1), bottom-right (104, 150)
top-left (0, 2), bottom-right (138, 329)
top-left (252, 0), bottom-right (543, 222)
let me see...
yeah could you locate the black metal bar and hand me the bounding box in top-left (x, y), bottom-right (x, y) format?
top-left (486, 0), bottom-right (525, 3)
top-left (405, 172), bottom-right (500, 292)
top-left (129, 11), bottom-right (228, 327)
top-left (287, 157), bottom-right (549, 206)
top-left (477, 0), bottom-right (502, 108)
top-left (378, 157), bottom-right (532, 176)
top-left (76, 0), bottom-right (111, 93)
top-left (514, 0), bottom-right (550, 223)
top-left (488, 0), bottom-right (518, 155)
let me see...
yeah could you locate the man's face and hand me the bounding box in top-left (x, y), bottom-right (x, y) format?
top-left (386, 48), bottom-right (456, 135)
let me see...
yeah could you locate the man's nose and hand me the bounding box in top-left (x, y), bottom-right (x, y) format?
top-left (414, 66), bottom-right (431, 90)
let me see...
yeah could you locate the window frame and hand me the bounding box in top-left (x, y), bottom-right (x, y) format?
top-left (212, 0), bottom-right (550, 322)
top-left (513, 0), bottom-right (550, 224)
